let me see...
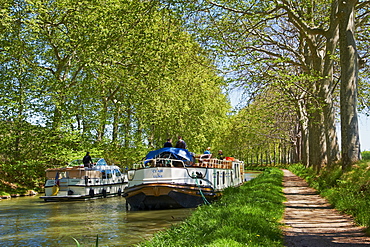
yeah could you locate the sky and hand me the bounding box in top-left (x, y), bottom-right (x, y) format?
top-left (357, 114), bottom-right (370, 151)
top-left (229, 90), bottom-right (370, 151)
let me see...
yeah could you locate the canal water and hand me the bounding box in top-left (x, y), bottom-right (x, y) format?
top-left (0, 173), bottom-right (259, 247)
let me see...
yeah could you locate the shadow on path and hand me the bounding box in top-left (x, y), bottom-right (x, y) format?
top-left (282, 169), bottom-right (370, 247)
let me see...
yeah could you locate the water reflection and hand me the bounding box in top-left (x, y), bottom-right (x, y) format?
top-left (0, 172), bottom-right (259, 246)
top-left (0, 196), bottom-right (191, 246)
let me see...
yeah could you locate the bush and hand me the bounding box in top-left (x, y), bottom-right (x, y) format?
top-left (362, 151), bottom-right (370, 160)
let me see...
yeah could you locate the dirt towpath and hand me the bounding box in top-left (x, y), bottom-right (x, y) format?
top-left (282, 169), bottom-right (370, 247)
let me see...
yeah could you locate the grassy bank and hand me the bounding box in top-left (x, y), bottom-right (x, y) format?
top-left (137, 168), bottom-right (285, 247)
top-left (289, 158), bottom-right (370, 233)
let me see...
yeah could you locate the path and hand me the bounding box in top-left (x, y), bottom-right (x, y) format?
top-left (282, 169), bottom-right (370, 247)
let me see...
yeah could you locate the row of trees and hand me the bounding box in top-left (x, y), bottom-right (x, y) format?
top-left (166, 0), bottom-right (370, 171)
top-left (1, 1), bottom-right (369, 192)
top-left (0, 0), bottom-right (236, 191)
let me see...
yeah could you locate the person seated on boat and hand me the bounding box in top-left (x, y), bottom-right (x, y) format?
top-left (217, 150), bottom-right (224, 160)
top-left (204, 147), bottom-right (211, 154)
top-left (83, 152), bottom-right (93, 168)
top-left (163, 138), bottom-right (173, 148)
top-left (175, 136), bottom-right (187, 149)
top-left (199, 154), bottom-right (212, 163)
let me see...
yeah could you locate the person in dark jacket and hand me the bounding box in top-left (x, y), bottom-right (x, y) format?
top-left (83, 152), bottom-right (93, 168)
top-left (163, 138), bottom-right (173, 148)
top-left (175, 136), bottom-right (187, 149)
top-left (217, 150), bottom-right (224, 160)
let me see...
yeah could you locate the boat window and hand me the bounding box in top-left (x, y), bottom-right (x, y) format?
top-left (231, 171), bottom-right (233, 183)
top-left (172, 161), bottom-right (184, 167)
top-left (105, 170), bottom-right (113, 178)
top-left (222, 171), bottom-right (225, 184)
top-left (101, 170), bottom-right (112, 179)
top-left (96, 159), bottom-right (108, 166)
top-left (217, 171), bottom-right (219, 185)
top-left (114, 169), bottom-right (122, 177)
top-left (234, 163), bottom-right (239, 178)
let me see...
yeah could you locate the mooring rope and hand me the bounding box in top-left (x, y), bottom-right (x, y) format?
top-left (193, 175), bottom-right (211, 205)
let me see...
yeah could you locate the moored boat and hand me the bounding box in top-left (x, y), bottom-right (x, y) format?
top-left (123, 147), bottom-right (244, 210)
top-left (40, 158), bottom-right (127, 201)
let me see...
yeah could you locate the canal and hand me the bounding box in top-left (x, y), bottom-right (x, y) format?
top-left (0, 172), bottom-right (259, 246)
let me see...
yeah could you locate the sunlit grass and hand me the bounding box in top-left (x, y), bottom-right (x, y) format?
top-left (137, 168), bottom-right (285, 247)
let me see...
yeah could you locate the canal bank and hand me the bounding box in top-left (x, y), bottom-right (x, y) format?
top-left (137, 168), bottom-right (370, 247)
top-left (282, 169), bottom-right (370, 246)
top-left (137, 168), bottom-right (285, 246)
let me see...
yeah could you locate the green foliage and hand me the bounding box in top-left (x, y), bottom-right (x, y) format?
top-left (137, 168), bottom-right (285, 247)
top-left (72, 237), bottom-right (81, 247)
top-left (219, 89), bottom-right (297, 164)
top-left (0, 1), bottom-right (232, 193)
top-left (362, 151), bottom-right (370, 160)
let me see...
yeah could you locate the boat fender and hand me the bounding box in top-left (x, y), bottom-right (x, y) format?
top-left (102, 189), bottom-right (107, 198)
top-left (118, 188), bottom-right (122, 196)
top-left (51, 185), bottom-right (59, 196)
top-left (89, 188), bottom-right (94, 198)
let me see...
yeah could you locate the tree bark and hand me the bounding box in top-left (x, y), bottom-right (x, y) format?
top-left (339, 0), bottom-right (361, 169)
top-left (321, 0), bottom-right (341, 166)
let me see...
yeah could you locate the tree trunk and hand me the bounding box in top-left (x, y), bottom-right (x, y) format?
top-left (97, 97), bottom-right (108, 142)
top-left (308, 103), bottom-right (326, 173)
top-left (321, 0), bottom-right (341, 166)
top-left (298, 99), bottom-right (309, 167)
top-left (339, 0), bottom-right (361, 169)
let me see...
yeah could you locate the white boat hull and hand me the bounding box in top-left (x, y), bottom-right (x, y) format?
top-left (124, 159), bottom-right (244, 210)
top-left (40, 159), bottom-right (127, 201)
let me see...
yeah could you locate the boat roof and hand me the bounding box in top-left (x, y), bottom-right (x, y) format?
top-left (63, 158), bottom-right (121, 170)
top-left (144, 147), bottom-right (194, 163)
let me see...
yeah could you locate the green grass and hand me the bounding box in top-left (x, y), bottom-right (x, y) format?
top-left (137, 168), bottom-right (285, 247)
top-left (289, 161), bottom-right (370, 233)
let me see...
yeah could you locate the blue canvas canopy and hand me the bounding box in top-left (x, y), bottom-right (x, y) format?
top-left (144, 148), bottom-right (194, 163)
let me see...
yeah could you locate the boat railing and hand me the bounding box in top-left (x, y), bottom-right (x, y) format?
top-left (130, 156), bottom-right (241, 170)
top-left (145, 158), bottom-right (186, 168)
top-left (194, 158), bottom-right (234, 169)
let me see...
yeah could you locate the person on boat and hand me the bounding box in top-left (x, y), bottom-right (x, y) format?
top-left (83, 152), bottom-right (93, 168)
top-left (204, 147), bottom-right (211, 154)
top-left (217, 150), bottom-right (224, 160)
top-left (175, 136), bottom-right (187, 149)
top-left (163, 138), bottom-right (173, 148)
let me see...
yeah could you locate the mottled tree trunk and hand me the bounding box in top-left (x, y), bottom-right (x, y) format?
top-left (97, 98), bottom-right (108, 142)
top-left (321, 0), bottom-right (341, 166)
top-left (339, 0), bottom-right (361, 169)
top-left (298, 99), bottom-right (309, 167)
top-left (308, 106), bottom-right (326, 173)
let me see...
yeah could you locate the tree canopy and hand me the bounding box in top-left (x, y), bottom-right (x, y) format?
top-left (0, 0), bottom-right (233, 192)
top-left (1, 0), bottom-right (370, 193)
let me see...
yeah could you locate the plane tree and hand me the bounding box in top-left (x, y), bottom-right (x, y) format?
top-left (0, 0), bottom-right (232, 166)
top-left (166, 0), bottom-right (370, 170)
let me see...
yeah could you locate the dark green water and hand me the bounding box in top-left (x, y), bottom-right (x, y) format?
top-left (0, 173), bottom-right (259, 246)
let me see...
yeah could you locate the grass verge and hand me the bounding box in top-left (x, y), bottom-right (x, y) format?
top-left (137, 168), bottom-right (285, 247)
